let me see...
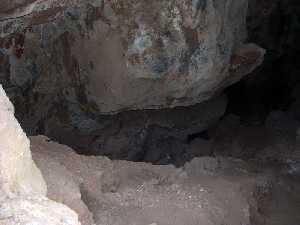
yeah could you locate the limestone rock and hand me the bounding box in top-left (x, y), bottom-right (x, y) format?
top-left (0, 85), bottom-right (46, 201)
top-left (0, 197), bottom-right (81, 225)
top-left (0, 85), bottom-right (81, 225)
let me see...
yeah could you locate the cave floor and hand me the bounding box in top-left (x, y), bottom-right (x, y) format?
top-left (30, 134), bottom-right (300, 225)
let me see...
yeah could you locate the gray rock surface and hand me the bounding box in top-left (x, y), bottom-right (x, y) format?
top-left (0, 0), bottom-right (264, 115)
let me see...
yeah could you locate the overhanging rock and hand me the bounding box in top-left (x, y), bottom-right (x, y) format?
top-left (0, 0), bottom-right (264, 115)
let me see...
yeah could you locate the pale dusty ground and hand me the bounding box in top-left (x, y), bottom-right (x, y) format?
top-left (30, 135), bottom-right (300, 225)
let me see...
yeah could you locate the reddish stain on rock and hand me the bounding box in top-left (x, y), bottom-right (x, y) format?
top-left (14, 33), bottom-right (26, 58)
top-left (0, 33), bottom-right (26, 58)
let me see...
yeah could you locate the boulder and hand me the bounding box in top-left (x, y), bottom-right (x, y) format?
top-left (0, 0), bottom-right (265, 156)
top-left (0, 0), bottom-right (264, 116)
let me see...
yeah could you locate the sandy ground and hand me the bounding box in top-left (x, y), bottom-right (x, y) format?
top-left (29, 135), bottom-right (300, 225)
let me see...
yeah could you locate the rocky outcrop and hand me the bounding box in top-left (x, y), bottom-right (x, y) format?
top-left (66, 0), bottom-right (264, 113)
top-left (0, 0), bottom-right (264, 127)
top-left (0, 0), bottom-right (265, 157)
top-left (0, 85), bottom-right (81, 225)
top-left (0, 85), bottom-right (46, 200)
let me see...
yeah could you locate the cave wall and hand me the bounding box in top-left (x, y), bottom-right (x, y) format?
top-left (0, 0), bottom-right (266, 159)
top-left (0, 0), bottom-right (264, 114)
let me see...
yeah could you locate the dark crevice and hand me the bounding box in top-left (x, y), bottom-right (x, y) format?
top-left (186, 130), bottom-right (211, 144)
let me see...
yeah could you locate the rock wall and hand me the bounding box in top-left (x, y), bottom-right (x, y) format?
top-left (0, 0), bottom-right (264, 114)
top-left (0, 0), bottom-right (265, 157)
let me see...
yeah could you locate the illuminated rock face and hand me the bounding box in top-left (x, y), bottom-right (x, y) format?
top-left (0, 85), bottom-right (81, 225)
top-left (0, 198), bottom-right (81, 225)
top-left (0, 85), bottom-right (46, 200)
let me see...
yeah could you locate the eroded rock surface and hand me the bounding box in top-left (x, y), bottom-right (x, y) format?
top-left (0, 0), bottom-right (266, 158)
top-left (0, 85), bottom-right (81, 225)
top-left (0, 85), bottom-right (46, 200)
top-left (0, 0), bottom-right (264, 126)
top-left (0, 197), bottom-right (81, 225)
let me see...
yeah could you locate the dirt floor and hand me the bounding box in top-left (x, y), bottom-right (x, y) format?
top-left (30, 135), bottom-right (300, 225)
